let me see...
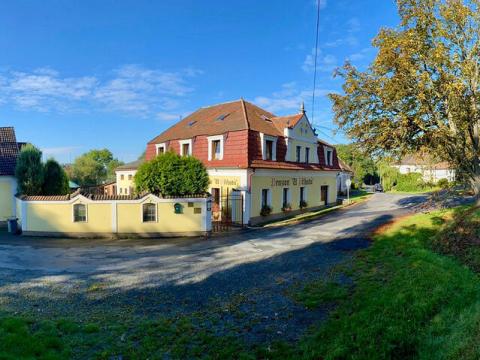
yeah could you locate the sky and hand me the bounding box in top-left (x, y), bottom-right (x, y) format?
top-left (0, 0), bottom-right (400, 164)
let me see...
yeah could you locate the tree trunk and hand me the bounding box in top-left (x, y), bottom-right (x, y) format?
top-left (472, 175), bottom-right (480, 206)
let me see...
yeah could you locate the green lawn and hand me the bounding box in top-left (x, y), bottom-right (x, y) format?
top-left (2, 205), bottom-right (480, 359)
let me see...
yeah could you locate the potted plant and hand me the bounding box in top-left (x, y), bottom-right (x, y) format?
top-left (299, 200), bottom-right (308, 210)
top-left (281, 203), bottom-right (292, 212)
top-left (260, 205), bottom-right (272, 217)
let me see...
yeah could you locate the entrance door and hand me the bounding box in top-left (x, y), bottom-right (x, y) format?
top-left (321, 185), bottom-right (328, 205)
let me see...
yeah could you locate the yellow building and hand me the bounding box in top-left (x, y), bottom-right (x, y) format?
top-left (17, 191), bottom-right (211, 238)
top-left (0, 127), bottom-right (21, 224)
top-left (118, 100), bottom-right (342, 225)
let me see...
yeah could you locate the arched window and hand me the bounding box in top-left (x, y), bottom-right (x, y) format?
top-left (73, 204), bottom-right (87, 222)
top-left (142, 203), bottom-right (157, 222)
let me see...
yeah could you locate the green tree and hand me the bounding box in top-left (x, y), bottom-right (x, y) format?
top-left (15, 144), bottom-right (44, 195)
top-left (134, 152), bottom-right (209, 196)
top-left (336, 144), bottom-right (378, 186)
top-left (72, 149), bottom-right (124, 186)
top-left (330, 0), bottom-right (480, 199)
top-left (42, 158), bottom-right (69, 195)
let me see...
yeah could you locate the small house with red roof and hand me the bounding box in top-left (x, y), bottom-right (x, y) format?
top-left (117, 99), bottom-right (341, 225)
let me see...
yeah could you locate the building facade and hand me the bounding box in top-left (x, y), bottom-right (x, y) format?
top-left (337, 159), bottom-right (353, 195)
top-left (0, 127), bottom-right (22, 223)
top-left (117, 99), bottom-right (342, 225)
top-left (394, 154), bottom-right (455, 183)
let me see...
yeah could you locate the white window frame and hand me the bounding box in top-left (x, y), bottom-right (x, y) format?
top-left (300, 186), bottom-right (308, 203)
top-left (305, 147), bottom-right (310, 164)
top-left (155, 143), bottom-right (166, 155)
top-left (207, 135), bottom-right (224, 161)
top-left (141, 202), bottom-right (158, 223)
top-left (296, 145), bottom-right (302, 162)
top-left (282, 187), bottom-right (291, 207)
top-left (324, 147), bottom-right (334, 166)
top-left (72, 203), bottom-right (88, 223)
top-left (260, 133), bottom-right (277, 161)
top-left (261, 188), bottom-right (272, 207)
top-left (179, 139), bottom-right (193, 156)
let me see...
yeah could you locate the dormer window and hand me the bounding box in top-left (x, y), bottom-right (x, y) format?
top-left (207, 135), bottom-right (224, 161)
top-left (260, 133), bottom-right (277, 161)
top-left (155, 143), bottom-right (166, 155)
top-left (179, 139), bottom-right (193, 156)
top-left (265, 140), bottom-right (273, 160)
top-left (324, 147), bottom-right (334, 166)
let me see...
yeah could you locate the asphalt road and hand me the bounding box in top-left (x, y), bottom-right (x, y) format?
top-left (0, 193), bottom-right (427, 344)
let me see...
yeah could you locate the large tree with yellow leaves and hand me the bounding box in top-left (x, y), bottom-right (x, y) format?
top-left (331, 0), bottom-right (480, 197)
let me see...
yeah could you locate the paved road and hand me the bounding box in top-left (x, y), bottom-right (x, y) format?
top-left (0, 193), bottom-right (426, 344)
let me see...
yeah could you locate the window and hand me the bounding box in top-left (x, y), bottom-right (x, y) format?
top-left (121, 174), bottom-right (124, 180)
top-left (321, 185), bottom-right (328, 203)
top-left (282, 188), bottom-right (289, 208)
top-left (300, 187), bottom-right (305, 203)
top-left (179, 139), bottom-right (192, 156)
top-left (156, 143), bottom-right (166, 155)
top-left (207, 135), bottom-right (224, 160)
top-left (120, 188), bottom-right (123, 194)
top-left (129, 187), bottom-right (133, 195)
top-left (296, 146), bottom-right (301, 162)
top-left (142, 203), bottom-right (157, 222)
top-left (212, 140), bottom-right (221, 160)
top-left (261, 189), bottom-right (269, 207)
top-left (265, 140), bottom-right (274, 160)
top-left (73, 204), bottom-right (87, 222)
top-left (326, 149), bottom-right (333, 166)
top-left (305, 147), bottom-right (310, 164)
top-left (128, 174), bottom-right (132, 180)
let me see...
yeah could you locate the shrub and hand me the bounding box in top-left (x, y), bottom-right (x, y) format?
top-left (15, 144), bottom-right (44, 195)
top-left (134, 152), bottom-right (209, 196)
top-left (437, 178), bottom-right (449, 189)
top-left (42, 159), bottom-right (70, 195)
top-left (282, 203), bottom-right (292, 212)
top-left (300, 200), bottom-right (308, 209)
top-left (260, 205), bottom-right (272, 217)
top-left (394, 172), bottom-right (426, 192)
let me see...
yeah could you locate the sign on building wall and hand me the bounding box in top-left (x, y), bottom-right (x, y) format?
top-left (270, 177), bottom-right (313, 187)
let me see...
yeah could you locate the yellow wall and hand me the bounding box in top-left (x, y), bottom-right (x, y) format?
top-left (26, 201), bottom-right (112, 233)
top-left (116, 201), bottom-right (204, 233)
top-left (20, 196), bottom-right (208, 236)
top-left (250, 172), bottom-right (337, 217)
top-left (0, 177), bottom-right (15, 222)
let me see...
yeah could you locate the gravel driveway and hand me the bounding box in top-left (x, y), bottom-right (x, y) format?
top-left (0, 193), bottom-right (426, 345)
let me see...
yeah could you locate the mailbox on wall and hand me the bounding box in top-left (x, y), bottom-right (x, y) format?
top-left (174, 203), bottom-right (183, 214)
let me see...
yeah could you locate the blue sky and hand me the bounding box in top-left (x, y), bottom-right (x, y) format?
top-left (0, 0), bottom-right (399, 163)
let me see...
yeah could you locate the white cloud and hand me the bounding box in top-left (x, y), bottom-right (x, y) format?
top-left (253, 82), bottom-right (334, 114)
top-left (324, 17), bottom-right (361, 48)
top-left (0, 65), bottom-right (202, 118)
top-left (42, 146), bottom-right (82, 156)
top-left (156, 112), bottom-right (180, 121)
top-left (302, 48), bottom-right (338, 73)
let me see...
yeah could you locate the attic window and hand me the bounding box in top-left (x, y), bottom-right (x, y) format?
top-left (261, 115), bottom-right (272, 122)
top-left (187, 121), bottom-right (197, 127)
top-left (216, 114), bottom-right (226, 121)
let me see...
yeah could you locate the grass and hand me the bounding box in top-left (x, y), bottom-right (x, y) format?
top-left (2, 204), bottom-right (480, 359)
top-left (281, 205), bottom-right (480, 359)
top-left (263, 190), bottom-right (372, 227)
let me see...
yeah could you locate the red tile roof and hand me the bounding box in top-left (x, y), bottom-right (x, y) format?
top-left (17, 190), bottom-right (210, 201)
top-left (398, 154), bottom-right (452, 169)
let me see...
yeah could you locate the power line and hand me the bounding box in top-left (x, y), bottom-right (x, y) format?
top-left (311, 0), bottom-right (321, 124)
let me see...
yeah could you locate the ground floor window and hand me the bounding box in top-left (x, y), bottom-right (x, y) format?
top-left (73, 203), bottom-right (87, 222)
top-left (300, 186), bottom-right (305, 203)
top-left (211, 188), bottom-right (220, 205)
top-left (282, 188), bottom-right (290, 208)
top-left (321, 185), bottom-right (328, 204)
top-left (261, 189), bottom-right (269, 207)
top-left (142, 203), bottom-right (157, 222)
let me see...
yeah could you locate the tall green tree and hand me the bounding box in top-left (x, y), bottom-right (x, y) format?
top-left (330, 0), bottom-right (480, 198)
top-left (71, 149), bottom-right (124, 186)
top-left (336, 144), bottom-right (378, 186)
top-left (15, 144), bottom-right (44, 195)
top-left (135, 152), bottom-right (209, 196)
top-left (42, 158), bottom-right (69, 195)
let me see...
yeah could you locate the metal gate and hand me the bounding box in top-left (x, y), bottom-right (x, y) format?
top-left (212, 191), bottom-right (244, 232)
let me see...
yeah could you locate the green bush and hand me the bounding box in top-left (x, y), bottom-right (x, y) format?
top-left (15, 144), bottom-right (44, 195)
top-left (42, 159), bottom-right (69, 195)
top-left (394, 172), bottom-right (426, 192)
top-left (134, 152), bottom-right (209, 196)
top-left (437, 178), bottom-right (449, 189)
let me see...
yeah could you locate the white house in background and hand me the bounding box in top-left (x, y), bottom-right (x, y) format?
top-left (337, 159), bottom-right (353, 195)
top-left (394, 154), bottom-right (455, 183)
